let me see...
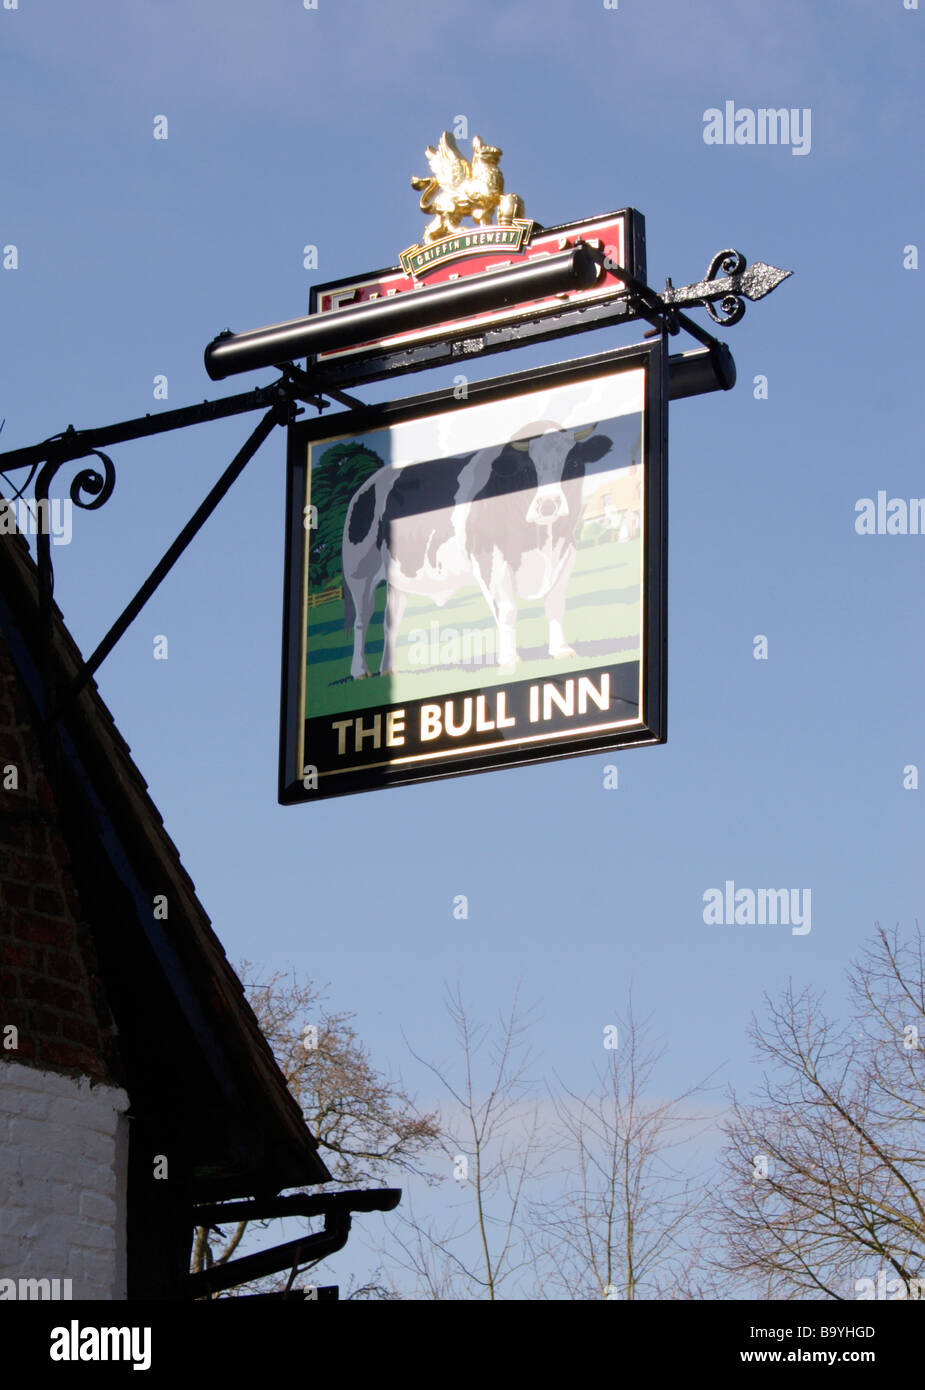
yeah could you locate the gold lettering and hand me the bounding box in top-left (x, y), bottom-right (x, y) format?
top-left (386, 709), bottom-right (406, 747)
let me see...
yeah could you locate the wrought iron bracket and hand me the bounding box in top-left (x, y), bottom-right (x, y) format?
top-left (42, 402), bottom-right (294, 730)
top-left (0, 375), bottom-right (327, 732)
top-left (584, 246), bottom-right (790, 347)
top-left (0, 377), bottom-right (313, 481)
top-left (0, 243), bottom-right (790, 733)
top-left (302, 245), bottom-right (792, 393)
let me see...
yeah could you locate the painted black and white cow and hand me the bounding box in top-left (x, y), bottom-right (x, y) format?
top-left (342, 421), bottom-right (613, 678)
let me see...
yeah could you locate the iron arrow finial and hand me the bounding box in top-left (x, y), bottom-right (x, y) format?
top-left (659, 250), bottom-right (792, 326)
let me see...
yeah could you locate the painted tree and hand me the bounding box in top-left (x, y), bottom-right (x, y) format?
top-left (307, 442), bottom-right (382, 593)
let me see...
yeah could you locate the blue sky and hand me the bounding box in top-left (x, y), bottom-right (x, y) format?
top-left (2, 0), bottom-right (923, 1290)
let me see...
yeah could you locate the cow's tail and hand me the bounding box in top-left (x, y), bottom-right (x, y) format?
top-left (343, 582), bottom-right (355, 633)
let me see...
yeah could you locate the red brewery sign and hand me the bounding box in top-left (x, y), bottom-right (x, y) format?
top-left (308, 209), bottom-right (645, 365)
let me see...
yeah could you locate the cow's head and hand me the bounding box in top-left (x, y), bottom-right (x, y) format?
top-left (510, 422), bottom-right (613, 525)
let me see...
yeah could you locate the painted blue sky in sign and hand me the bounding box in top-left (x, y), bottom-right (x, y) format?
top-left (1, 0), bottom-right (923, 1289)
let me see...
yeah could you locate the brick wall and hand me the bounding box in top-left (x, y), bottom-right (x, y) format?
top-left (0, 1060), bottom-right (129, 1298)
top-left (0, 618), bottom-right (127, 1298)
top-left (0, 632), bottom-right (120, 1081)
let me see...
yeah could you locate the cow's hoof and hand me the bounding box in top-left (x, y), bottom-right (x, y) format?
top-left (549, 645), bottom-right (577, 660)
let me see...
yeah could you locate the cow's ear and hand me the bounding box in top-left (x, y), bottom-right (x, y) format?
top-left (578, 433), bottom-right (613, 463)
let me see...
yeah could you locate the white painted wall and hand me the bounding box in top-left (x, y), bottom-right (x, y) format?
top-left (0, 1061), bottom-right (129, 1299)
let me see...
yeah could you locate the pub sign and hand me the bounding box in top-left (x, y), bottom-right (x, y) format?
top-left (279, 340), bottom-right (667, 802)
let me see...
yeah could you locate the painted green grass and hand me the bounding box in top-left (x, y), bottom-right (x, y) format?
top-left (305, 537), bottom-right (642, 718)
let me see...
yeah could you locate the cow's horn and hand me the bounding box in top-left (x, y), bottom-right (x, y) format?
top-left (573, 423), bottom-right (597, 441)
top-left (509, 420), bottom-right (560, 451)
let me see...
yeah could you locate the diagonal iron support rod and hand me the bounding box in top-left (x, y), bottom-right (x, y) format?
top-left (44, 402), bottom-right (290, 729)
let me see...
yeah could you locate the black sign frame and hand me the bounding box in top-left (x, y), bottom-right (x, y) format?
top-left (279, 337), bottom-right (667, 804)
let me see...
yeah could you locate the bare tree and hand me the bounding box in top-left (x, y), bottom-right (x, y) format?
top-left (714, 922), bottom-right (925, 1299)
top-left (384, 985), bottom-right (549, 1300)
top-left (533, 1001), bottom-right (717, 1300)
top-left (191, 962), bottom-right (440, 1293)
top-left (241, 962), bottom-right (439, 1185)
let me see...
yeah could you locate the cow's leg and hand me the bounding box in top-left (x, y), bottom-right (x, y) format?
top-left (474, 561), bottom-right (519, 672)
top-left (379, 585), bottom-right (408, 677)
top-left (544, 549), bottom-right (578, 659)
top-left (348, 575), bottom-right (380, 679)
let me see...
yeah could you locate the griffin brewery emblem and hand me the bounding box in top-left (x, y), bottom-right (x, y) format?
top-left (399, 131), bottom-right (534, 278)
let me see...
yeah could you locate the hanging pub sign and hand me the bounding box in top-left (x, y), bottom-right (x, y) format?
top-left (279, 339), bottom-right (667, 803)
top-left (0, 126), bottom-right (790, 802)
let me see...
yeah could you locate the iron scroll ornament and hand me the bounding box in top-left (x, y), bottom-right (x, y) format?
top-left (704, 249), bottom-right (747, 326)
top-left (63, 449), bottom-right (117, 511)
top-left (33, 435), bottom-right (117, 518)
top-left (28, 440), bottom-right (117, 731)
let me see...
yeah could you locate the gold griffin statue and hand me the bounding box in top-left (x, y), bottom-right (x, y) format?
top-left (411, 131), bottom-right (526, 245)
